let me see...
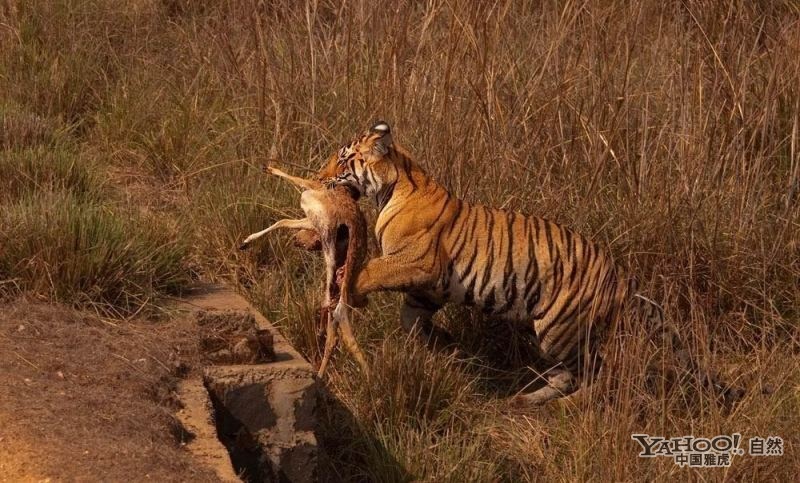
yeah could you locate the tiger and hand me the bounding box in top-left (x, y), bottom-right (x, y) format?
top-left (312, 122), bottom-right (739, 406)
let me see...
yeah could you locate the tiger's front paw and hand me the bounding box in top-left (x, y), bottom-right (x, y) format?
top-left (350, 292), bottom-right (368, 308)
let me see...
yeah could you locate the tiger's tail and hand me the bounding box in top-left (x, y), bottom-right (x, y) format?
top-left (631, 287), bottom-right (743, 405)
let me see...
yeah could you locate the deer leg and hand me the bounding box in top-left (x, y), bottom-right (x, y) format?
top-left (240, 218), bottom-right (314, 249)
top-left (317, 311), bottom-right (339, 378)
top-left (333, 303), bottom-right (369, 376)
top-left (266, 166), bottom-right (323, 190)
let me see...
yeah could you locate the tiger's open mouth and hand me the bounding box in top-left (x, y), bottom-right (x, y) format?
top-left (323, 176), bottom-right (361, 201)
top-left (342, 184), bottom-right (361, 201)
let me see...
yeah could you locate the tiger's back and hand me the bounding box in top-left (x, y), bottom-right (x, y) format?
top-left (447, 206), bottom-right (627, 365)
top-left (391, 194), bottom-right (631, 373)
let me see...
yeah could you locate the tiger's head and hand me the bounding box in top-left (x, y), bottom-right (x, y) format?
top-left (317, 121), bottom-right (401, 204)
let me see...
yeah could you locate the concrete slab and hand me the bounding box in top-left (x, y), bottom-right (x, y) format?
top-left (205, 364), bottom-right (317, 482)
top-left (177, 284), bottom-right (318, 483)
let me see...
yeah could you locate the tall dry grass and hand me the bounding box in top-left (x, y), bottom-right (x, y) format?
top-left (1, 0), bottom-right (798, 480)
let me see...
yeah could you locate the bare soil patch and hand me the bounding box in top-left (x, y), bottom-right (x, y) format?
top-left (0, 299), bottom-right (219, 482)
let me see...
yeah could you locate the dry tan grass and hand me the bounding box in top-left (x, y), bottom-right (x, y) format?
top-left (1, 0), bottom-right (798, 480)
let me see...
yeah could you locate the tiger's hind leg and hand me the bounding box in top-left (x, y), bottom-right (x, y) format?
top-left (511, 367), bottom-right (578, 407)
top-left (400, 293), bottom-right (458, 354)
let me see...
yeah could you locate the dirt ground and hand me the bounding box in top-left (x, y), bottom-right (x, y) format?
top-left (0, 299), bottom-right (220, 482)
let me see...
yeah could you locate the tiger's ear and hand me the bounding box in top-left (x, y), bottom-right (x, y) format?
top-left (369, 121), bottom-right (392, 156)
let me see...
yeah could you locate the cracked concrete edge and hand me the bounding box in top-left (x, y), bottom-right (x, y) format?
top-left (177, 284), bottom-right (310, 366)
top-left (175, 377), bottom-right (242, 483)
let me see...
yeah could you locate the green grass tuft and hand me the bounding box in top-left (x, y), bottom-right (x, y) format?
top-left (0, 146), bottom-right (103, 203)
top-left (0, 192), bottom-right (190, 315)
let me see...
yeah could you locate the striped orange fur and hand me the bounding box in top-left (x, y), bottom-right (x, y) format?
top-left (318, 122), bottom-right (739, 405)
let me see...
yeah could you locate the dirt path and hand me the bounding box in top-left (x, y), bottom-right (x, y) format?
top-left (0, 300), bottom-right (219, 482)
